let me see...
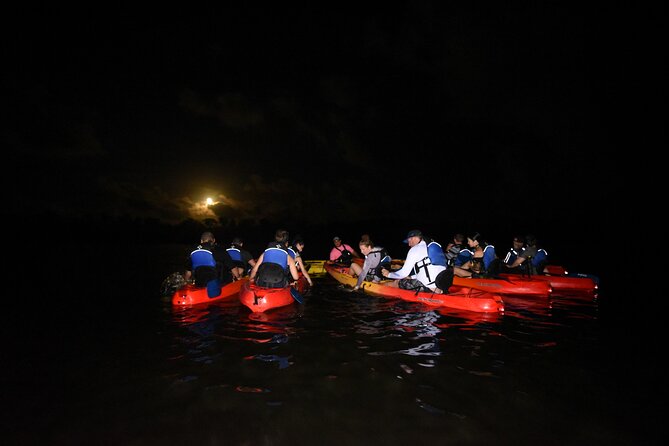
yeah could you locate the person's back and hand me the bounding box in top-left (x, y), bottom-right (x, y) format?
top-left (185, 231), bottom-right (238, 287)
top-left (250, 229), bottom-right (299, 288)
top-left (227, 237), bottom-right (256, 277)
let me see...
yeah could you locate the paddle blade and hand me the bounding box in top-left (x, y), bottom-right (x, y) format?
top-left (290, 287), bottom-right (304, 304)
top-left (207, 279), bottom-right (222, 298)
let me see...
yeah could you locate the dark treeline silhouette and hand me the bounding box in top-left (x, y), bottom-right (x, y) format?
top-left (7, 209), bottom-right (605, 280)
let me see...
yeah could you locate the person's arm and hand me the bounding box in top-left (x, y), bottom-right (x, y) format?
top-left (184, 255), bottom-right (193, 282)
top-left (354, 254), bottom-right (376, 289)
top-left (507, 254), bottom-right (527, 269)
top-left (385, 248), bottom-right (420, 279)
top-left (295, 255), bottom-right (313, 286)
top-left (218, 248), bottom-right (241, 280)
top-left (287, 256), bottom-right (300, 281)
top-left (249, 253), bottom-right (264, 280)
top-left (346, 244), bottom-right (361, 258)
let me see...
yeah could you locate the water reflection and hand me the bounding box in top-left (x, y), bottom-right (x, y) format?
top-left (150, 279), bottom-right (637, 445)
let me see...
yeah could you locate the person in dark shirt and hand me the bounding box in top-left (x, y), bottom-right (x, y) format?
top-left (227, 236), bottom-right (257, 277)
top-left (184, 231), bottom-right (240, 287)
top-left (504, 234), bottom-right (549, 275)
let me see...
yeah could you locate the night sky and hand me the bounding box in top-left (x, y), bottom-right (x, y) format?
top-left (4, 4), bottom-right (633, 253)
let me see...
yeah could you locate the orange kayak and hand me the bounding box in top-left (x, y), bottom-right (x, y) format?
top-left (350, 257), bottom-right (550, 297)
top-left (172, 278), bottom-right (247, 306)
top-left (325, 261), bottom-right (503, 314)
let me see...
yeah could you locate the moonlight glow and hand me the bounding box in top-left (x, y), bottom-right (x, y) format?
top-left (206, 197), bottom-right (214, 206)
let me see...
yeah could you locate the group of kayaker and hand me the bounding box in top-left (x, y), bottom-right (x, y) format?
top-left (331, 230), bottom-right (550, 295)
top-left (183, 229), bottom-right (314, 292)
top-left (183, 228), bottom-right (548, 295)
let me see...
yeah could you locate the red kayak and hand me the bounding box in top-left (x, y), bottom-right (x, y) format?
top-left (239, 274), bottom-right (309, 313)
top-left (325, 262), bottom-right (503, 314)
top-left (172, 278), bottom-right (248, 306)
top-left (453, 275), bottom-right (551, 297)
top-left (499, 273), bottom-right (597, 294)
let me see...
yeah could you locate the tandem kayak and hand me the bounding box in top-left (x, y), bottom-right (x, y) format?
top-left (239, 274), bottom-right (310, 313)
top-left (325, 261), bottom-right (504, 314)
top-left (172, 278), bottom-right (248, 306)
top-left (350, 257), bottom-right (550, 297)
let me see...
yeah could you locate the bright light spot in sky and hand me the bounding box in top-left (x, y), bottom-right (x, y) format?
top-left (206, 197), bottom-right (214, 206)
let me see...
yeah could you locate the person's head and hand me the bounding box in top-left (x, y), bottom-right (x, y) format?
top-left (512, 235), bottom-right (524, 248)
top-left (525, 234), bottom-right (537, 247)
top-left (333, 236), bottom-right (342, 246)
top-left (201, 231), bottom-right (215, 243)
top-left (360, 234), bottom-right (371, 242)
top-left (403, 229), bottom-right (423, 247)
top-left (275, 229), bottom-right (289, 245)
top-left (232, 236), bottom-right (243, 247)
top-left (467, 232), bottom-right (483, 248)
top-left (292, 236), bottom-right (305, 251)
top-left (454, 233), bottom-right (465, 244)
top-left (359, 238), bottom-right (374, 255)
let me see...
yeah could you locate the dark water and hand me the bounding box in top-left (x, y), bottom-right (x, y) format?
top-left (4, 243), bottom-right (660, 445)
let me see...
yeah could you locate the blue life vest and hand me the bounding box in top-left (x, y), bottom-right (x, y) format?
top-left (190, 247), bottom-right (216, 269)
top-left (263, 247), bottom-right (288, 269)
top-left (426, 241), bottom-right (447, 267)
top-left (287, 247), bottom-right (298, 259)
top-left (414, 241), bottom-right (447, 283)
top-left (226, 247), bottom-right (242, 262)
top-left (482, 245), bottom-right (496, 270)
top-left (531, 249), bottom-right (548, 267)
top-left (454, 248), bottom-right (473, 267)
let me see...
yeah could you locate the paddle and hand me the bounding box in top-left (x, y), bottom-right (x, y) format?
top-left (290, 286), bottom-right (304, 304)
top-left (206, 278), bottom-right (222, 298)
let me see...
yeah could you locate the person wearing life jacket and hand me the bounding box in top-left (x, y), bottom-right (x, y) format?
top-left (350, 238), bottom-right (393, 290)
top-left (502, 235), bottom-right (526, 270)
top-left (288, 236), bottom-right (313, 287)
top-left (227, 236), bottom-right (257, 278)
top-left (184, 231), bottom-right (240, 287)
top-left (445, 233), bottom-right (467, 267)
top-left (250, 229), bottom-right (299, 288)
top-left (380, 229), bottom-right (446, 292)
top-left (454, 232), bottom-right (499, 278)
top-left (329, 236), bottom-right (361, 266)
top-left (504, 234), bottom-right (549, 275)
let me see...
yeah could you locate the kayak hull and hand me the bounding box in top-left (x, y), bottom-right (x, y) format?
top-left (499, 273), bottom-right (597, 294)
top-left (452, 276), bottom-right (551, 297)
top-left (239, 274), bottom-right (309, 313)
top-left (171, 278), bottom-right (247, 306)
